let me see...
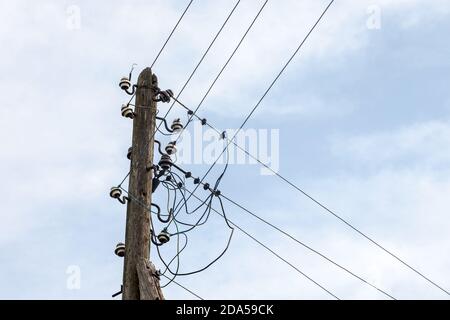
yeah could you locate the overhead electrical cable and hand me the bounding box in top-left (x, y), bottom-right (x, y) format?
top-left (151, 0), bottom-right (196, 69)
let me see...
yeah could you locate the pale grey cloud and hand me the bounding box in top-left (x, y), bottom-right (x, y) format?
top-left (0, 0), bottom-right (450, 300)
top-left (331, 120), bottom-right (450, 167)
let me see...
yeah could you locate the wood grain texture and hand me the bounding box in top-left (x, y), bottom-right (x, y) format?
top-left (122, 68), bottom-right (159, 300)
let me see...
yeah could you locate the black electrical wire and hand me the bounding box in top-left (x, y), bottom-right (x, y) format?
top-left (111, 0), bottom-right (447, 298)
top-left (113, 0), bottom-right (417, 299)
top-left (151, 0), bottom-right (195, 69)
top-left (170, 194), bottom-right (215, 235)
top-left (123, 156), bottom-right (372, 301)
top-left (163, 178), bottom-right (188, 221)
top-left (171, 93), bottom-right (450, 298)
top-left (116, 0), bottom-right (241, 190)
top-left (126, 91), bottom-right (137, 106)
top-left (170, 170), bottom-right (187, 199)
top-left (165, 114), bottom-right (395, 298)
top-left (118, 187), bottom-right (161, 220)
top-left (275, 185), bottom-right (450, 296)
top-left (160, 220), bottom-right (189, 289)
top-left (180, 0), bottom-right (336, 219)
top-left (155, 185), bottom-right (173, 223)
top-left (157, 197), bottom-right (234, 277)
top-left (115, 91), bottom-right (141, 188)
top-left (165, 179), bottom-right (177, 217)
top-left (156, 125), bottom-right (173, 136)
top-left (217, 193), bottom-right (235, 231)
top-left (174, 0), bottom-right (270, 143)
top-left (213, 134), bottom-right (230, 191)
top-left (160, 231), bottom-right (183, 287)
top-left (122, 171), bottom-right (213, 235)
top-left (119, 172), bottom-right (339, 299)
top-left (182, 185), bottom-right (339, 300)
top-left (162, 175), bottom-right (212, 220)
top-left (118, 171), bottom-right (130, 188)
top-left (167, 165), bottom-right (224, 231)
top-left (129, 63), bottom-right (137, 80)
top-left (152, 172), bottom-right (235, 277)
top-left (168, 172), bottom-right (197, 218)
top-left (167, 171), bottom-right (216, 228)
top-left (160, 273), bottom-right (204, 300)
top-left (156, 0), bottom-right (242, 135)
top-left (219, 193), bottom-right (396, 300)
top-left (161, 218), bottom-right (182, 278)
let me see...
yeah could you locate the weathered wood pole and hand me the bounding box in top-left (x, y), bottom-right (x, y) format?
top-left (122, 68), bottom-right (163, 300)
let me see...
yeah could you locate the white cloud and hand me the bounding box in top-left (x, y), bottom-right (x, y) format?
top-left (331, 120), bottom-right (450, 168)
top-left (1, 0), bottom-right (450, 299)
top-left (299, 167), bottom-right (450, 298)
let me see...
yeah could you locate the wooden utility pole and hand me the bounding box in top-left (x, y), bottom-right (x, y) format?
top-left (122, 67), bottom-right (164, 300)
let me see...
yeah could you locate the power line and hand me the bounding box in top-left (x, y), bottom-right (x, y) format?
top-left (174, 0), bottom-right (270, 141)
top-left (116, 0), bottom-right (242, 188)
top-left (169, 0), bottom-right (449, 297)
top-left (160, 218), bottom-right (188, 289)
top-left (183, 0), bottom-right (336, 214)
top-left (111, 0), bottom-right (450, 300)
top-left (244, 162), bottom-right (450, 296)
top-left (156, 173), bottom-right (235, 277)
top-left (291, 190), bottom-right (450, 296)
top-left (118, 171), bottom-right (130, 188)
top-left (214, 120), bottom-right (450, 295)
top-left (219, 193), bottom-right (396, 300)
top-left (117, 180), bottom-right (338, 299)
top-left (172, 88), bottom-right (450, 298)
top-left (160, 273), bottom-right (204, 300)
top-left (119, 178), bottom-right (234, 279)
top-left (151, 0), bottom-right (195, 69)
top-left (157, 0), bottom-right (242, 130)
top-left (183, 186), bottom-right (339, 300)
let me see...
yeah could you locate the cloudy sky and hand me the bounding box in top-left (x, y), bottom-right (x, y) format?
top-left (1, 0), bottom-right (450, 300)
